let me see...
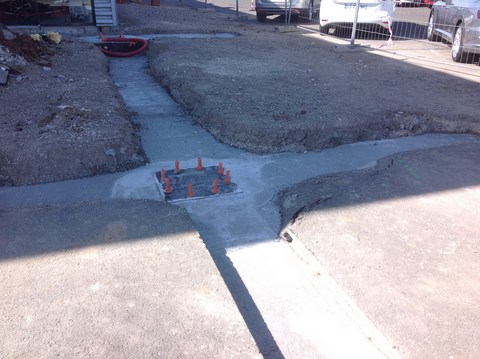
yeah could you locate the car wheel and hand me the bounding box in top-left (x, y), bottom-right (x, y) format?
top-left (256, 13), bottom-right (267, 22)
top-left (451, 25), bottom-right (471, 63)
top-left (427, 12), bottom-right (440, 42)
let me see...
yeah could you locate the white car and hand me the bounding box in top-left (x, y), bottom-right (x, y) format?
top-left (319, 0), bottom-right (395, 32)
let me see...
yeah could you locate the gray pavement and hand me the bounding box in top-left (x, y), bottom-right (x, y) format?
top-left (1, 50), bottom-right (479, 358)
top-left (0, 200), bottom-right (260, 358)
top-left (281, 141), bottom-right (480, 358)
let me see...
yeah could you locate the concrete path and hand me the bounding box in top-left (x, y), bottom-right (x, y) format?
top-left (1, 53), bottom-right (479, 358)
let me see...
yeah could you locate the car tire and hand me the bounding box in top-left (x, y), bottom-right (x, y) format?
top-left (427, 12), bottom-right (440, 42)
top-left (256, 13), bottom-right (267, 22)
top-left (451, 25), bottom-right (471, 63)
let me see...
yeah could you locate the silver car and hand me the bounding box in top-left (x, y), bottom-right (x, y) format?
top-left (255, 0), bottom-right (320, 22)
top-left (427, 0), bottom-right (480, 62)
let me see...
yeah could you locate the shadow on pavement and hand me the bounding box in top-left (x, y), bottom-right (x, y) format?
top-left (280, 141), bottom-right (480, 225)
top-left (278, 141), bottom-right (480, 358)
top-left (0, 198), bottom-right (284, 358)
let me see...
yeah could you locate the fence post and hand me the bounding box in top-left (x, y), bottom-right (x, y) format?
top-left (350, 0), bottom-right (361, 46)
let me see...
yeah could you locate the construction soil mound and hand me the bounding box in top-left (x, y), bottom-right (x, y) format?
top-left (0, 25), bottom-right (146, 186)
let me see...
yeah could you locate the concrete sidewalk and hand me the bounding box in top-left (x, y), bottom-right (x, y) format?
top-left (280, 141), bottom-right (480, 358)
top-left (0, 199), bottom-right (260, 358)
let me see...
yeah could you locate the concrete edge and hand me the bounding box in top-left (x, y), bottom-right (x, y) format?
top-left (280, 227), bottom-right (402, 359)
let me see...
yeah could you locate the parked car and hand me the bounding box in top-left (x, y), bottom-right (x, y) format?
top-left (255, 0), bottom-right (320, 22)
top-left (319, 0), bottom-right (395, 32)
top-left (394, 0), bottom-right (422, 7)
top-left (427, 0), bottom-right (480, 62)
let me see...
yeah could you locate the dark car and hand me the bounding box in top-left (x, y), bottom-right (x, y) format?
top-left (427, 0), bottom-right (480, 62)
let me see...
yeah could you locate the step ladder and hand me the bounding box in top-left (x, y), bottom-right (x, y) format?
top-left (94, 0), bottom-right (118, 27)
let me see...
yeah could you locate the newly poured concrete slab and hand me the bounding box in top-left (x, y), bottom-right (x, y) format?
top-left (154, 163), bottom-right (238, 202)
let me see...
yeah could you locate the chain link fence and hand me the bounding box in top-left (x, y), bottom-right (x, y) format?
top-left (300, 0), bottom-right (480, 66)
top-left (194, 0), bottom-right (479, 67)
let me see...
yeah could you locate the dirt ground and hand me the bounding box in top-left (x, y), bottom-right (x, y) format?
top-left (1, 2), bottom-right (479, 184)
top-left (141, 4), bottom-right (479, 154)
top-left (0, 26), bottom-right (146, 186)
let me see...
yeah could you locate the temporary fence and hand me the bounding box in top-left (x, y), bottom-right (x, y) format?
top-left (189, 0), bottom-right (479, 66)
top-left (297, 0), bottom-right (480, 66)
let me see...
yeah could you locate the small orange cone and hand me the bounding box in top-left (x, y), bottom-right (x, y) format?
top-left (212, 179), bottom-right (219, 194)
top-left (164, 178), bottom-right (172, 194)
top-left (187, 183), bottom-right (195, 198)
top-left (174, 160), bottom-right (180, 174)
top-left (217, 162), bottom-right (224, 175)
top-left (225, 170), bottom-right (231, 185)
top-left (197, 158), bottom-right (203, 171)
top-left (160, 168), bottom-right (166, 182)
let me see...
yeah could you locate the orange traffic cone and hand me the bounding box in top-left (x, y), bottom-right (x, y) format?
top-left (225, 170), bottom-right (231, 185)
top-left (160, 168), bottom-right (166, 182)
top-left (212, 179), bottom-right (219, 194)
top-left (164, 178), bottom-right (172, 194)
top-left (187, 183), bottom-right (195, 198)
top-left (217, 162), bottom-right (224, 175)
top-left (197, 158), bottom-right (203, 171)
top-left (174, 159), bottom-right (180, 174)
